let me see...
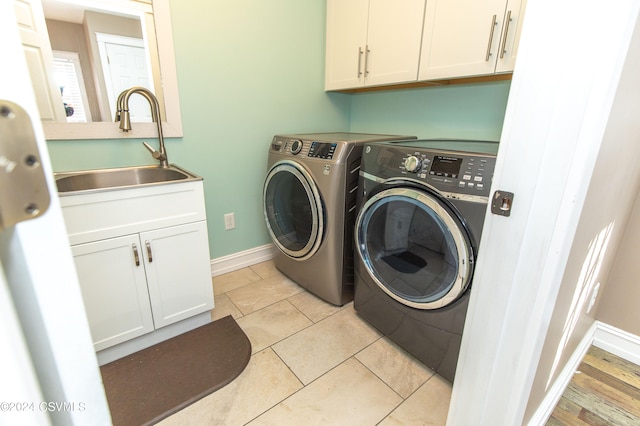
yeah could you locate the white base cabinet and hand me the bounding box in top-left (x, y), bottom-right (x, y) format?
top-left (59, 180), bottom-right (214, 354)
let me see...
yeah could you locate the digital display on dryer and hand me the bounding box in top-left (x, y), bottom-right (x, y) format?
top-left (308, 142), bottom-right (337, 159)
top-left (430, 156), bottom-right (462, 178)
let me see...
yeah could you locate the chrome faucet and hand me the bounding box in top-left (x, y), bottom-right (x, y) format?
top-left (115, 87), bottom-right (168, 168)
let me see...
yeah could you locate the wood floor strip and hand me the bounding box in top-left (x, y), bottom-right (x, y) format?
top-left (547, 404), bottom-right (591, 426)
top-left (561, 384), bottom-right (639, 425)
top-left (547, 346), bottom-right (640, 426)
top-left (582, 347), bottom-right (640, 389)
top-left (576, 363), bottom-right (640, 415)
top-left (578, 362), bottom-right (640, 401)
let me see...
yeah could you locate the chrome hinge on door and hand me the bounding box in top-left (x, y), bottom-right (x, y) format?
top-left (0, 100), bottom-right (50, 230)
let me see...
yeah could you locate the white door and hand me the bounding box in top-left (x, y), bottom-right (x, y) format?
top-left (14, 0), bottom-right (67, 122)
top-left (98, 34), bottom-right (152, 122)
top-left (0, 263), bottom-right (50, 425)
top-left (0, 3), bottom-right (111, 424)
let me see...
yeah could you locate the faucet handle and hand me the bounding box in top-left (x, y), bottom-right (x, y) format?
top-left (142, 141), bottom-right (155, 154)
top-left (142, 141), bottom-right (167, 161)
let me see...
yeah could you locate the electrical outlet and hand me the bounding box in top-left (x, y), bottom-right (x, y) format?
top-left (224, 213), bottom-right (235, 230)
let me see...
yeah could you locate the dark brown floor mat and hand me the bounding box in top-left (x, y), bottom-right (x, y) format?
top-left (100, 315), bottom-right (251, 426)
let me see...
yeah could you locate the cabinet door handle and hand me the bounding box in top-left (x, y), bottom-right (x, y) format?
top-left (132, 243), bottom-right (140, 266)
top-left (357, 47), bottom-right (363, 77)
top-left (364, 45), bottom-right (371, 76)
top-left (485, 14), bottom-right (498, 61)
top-left (145, 241), bottom-right (153, 263)
top-left (499, 10), bottom-right (513, 59)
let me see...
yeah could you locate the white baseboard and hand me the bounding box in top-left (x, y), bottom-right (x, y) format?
top-left (528, 321), bottom-right (640, 425)
top-left (527, 321), bottom-right (597, 426)
top-left (210, 244), bottom-right (275, 277)
top-left (593, 321), bottom-right (640, 365)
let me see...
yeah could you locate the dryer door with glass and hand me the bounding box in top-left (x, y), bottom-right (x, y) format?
top-left (263, 160), bottom-right (324, 260)
top-left (355, 185), bottom-right (474, 310)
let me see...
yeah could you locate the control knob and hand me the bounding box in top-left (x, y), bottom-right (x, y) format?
top-left (404, 155), bottom-right (422, 173)
top-left (290, 139), bottom-right (302, 155)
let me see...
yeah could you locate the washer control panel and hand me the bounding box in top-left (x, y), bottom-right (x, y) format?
top-left (270, 136), bottom-right (343, 161)
top-left (308, 141), bottom-right (337, 159)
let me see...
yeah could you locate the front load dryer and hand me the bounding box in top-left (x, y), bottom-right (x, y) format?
top-left (354, 139), bottom-right (498, 382)
top-left (263, 132), bottom-right (415, 306)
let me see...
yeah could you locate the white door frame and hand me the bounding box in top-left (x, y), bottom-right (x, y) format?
top-left (449, 0), bottom-right (640, 424)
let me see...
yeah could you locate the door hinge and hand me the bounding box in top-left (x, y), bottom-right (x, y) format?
top-left (0, 100), bottom-right (50, 230)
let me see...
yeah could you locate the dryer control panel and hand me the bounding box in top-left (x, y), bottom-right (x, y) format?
top-left (362, 139), bottom-right (498, 199)
top-left (400, 152), bottom-right (494, 195)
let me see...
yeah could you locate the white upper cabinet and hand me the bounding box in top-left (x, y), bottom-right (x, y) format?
top-left (325, 0), bottom-right (427, 91)
top-left (419, 0), bottom-right (526, 80)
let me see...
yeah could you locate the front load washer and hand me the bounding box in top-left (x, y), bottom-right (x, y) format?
top-left (263, 132), bottom-right (415, 306)
top-left (354, 139), bottom-right (498, 382)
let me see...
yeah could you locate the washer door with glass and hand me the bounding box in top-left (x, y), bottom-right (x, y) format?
top-left (263, 160), bottom-right (324, 260)
top-left (355, 186), bottom-right (474, 310)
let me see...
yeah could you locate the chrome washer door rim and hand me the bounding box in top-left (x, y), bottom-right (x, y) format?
top-left (355, 186), bottom-right (473, 309)
top-left (263, 160), bottom-right (323, 260)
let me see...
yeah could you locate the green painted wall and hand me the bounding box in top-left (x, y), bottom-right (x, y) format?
top-left (349, 81), bottom-right (510, 140)
top-left (46, 1), bottom-right (511, 260)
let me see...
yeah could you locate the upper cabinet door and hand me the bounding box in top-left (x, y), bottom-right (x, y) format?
top-left (325, 0), bottom-right (426, 91)
top-left (495, 0), bottom-right (527, 73)
top-left (419, 0), bottom-right (523, 81)
top-left (325, 0), bottom-right (369, 90)
top-left (364, 0), bottom-right (426, 87)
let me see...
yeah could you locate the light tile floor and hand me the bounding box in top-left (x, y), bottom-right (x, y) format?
top-left (159, 260), bottom-right (452, 425)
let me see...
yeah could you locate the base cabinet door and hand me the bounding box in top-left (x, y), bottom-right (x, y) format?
top-left (72, 234), bottom-right (154, 351)
top-left (142, 221), bottom-right (214, 328)
top-left (72, 222), bottom-right (214, 351)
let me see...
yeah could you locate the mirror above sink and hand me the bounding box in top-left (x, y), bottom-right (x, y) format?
top-left (15, 0), bottom-right (182, 140)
